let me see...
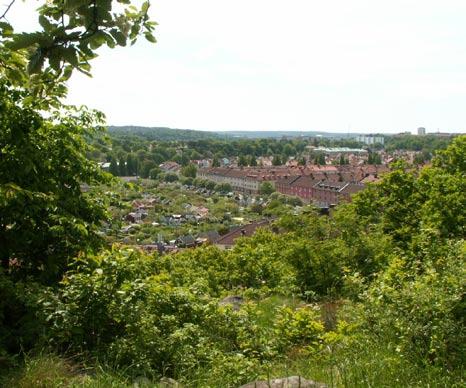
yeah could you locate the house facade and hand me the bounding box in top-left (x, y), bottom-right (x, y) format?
top-left (197, 166), bottom-right (306, 194)
top-left (275, 175), bottom-right (365, 206)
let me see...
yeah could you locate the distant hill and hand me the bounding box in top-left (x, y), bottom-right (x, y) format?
top-left (108, 126), bottom-right (223, 141)
top-left (220, 130), bottom-right (358, 139)
top-left (108, 126), bottom-right (362, 140)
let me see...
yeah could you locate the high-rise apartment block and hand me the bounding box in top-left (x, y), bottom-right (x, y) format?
top-left (356, 134), bottom-right (385, 145)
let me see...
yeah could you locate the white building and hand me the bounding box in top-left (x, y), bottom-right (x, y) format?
top-left (356, 135), bottom-right (385, 146)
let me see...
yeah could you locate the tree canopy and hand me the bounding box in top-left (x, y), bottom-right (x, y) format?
top-left (0, 0), bottom-right (157, 282)
top-left (1, 0), bottom-right (155, 105)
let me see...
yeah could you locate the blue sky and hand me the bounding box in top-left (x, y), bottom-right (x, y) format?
top-left (8, 0), bottom-right (466, 133)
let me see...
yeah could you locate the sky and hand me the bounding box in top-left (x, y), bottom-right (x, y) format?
top-left (6, 0), bottom-right (466, 133)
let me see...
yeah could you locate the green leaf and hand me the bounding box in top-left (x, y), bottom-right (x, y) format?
top-left (88, 31), bottom-right (108, 50)
top-left (141, 1), bottom-right (150, 14)
top-left (60, 47), bottom-right (80, 67)
top-left (76, 66), bottom-right (92, 78)
top-left (6, 68), bottom-right (26, 82)
top-left (27, 49), bottom-right (45, 74)
top-left (97, 0), bottom-right (112, 12)
top-left (48, 48), bottom-right (62, 70)
top-left (0, 21), bottom-right (13, 35)
top-left (109, 29), bottom-right (126, 46)
top-left (63, 0), bottom-right (91, 11)
top-left (104, 33), bottom-right (116, 48)
top-left (6, 32), bottom-right (42, 50)
top-left (62, 65), bottom-right (73, 80)
top-left (144, 32), bottom-right (156, 43)
top-left (38, 15), bottom-right (54, 31)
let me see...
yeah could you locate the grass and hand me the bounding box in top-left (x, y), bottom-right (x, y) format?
top-left (2, 345), bottom-right (463, 388)
top-left (2, 295), bottom-right (463, 388)
top-left (183, 295), bottom-right (464, 388)
top-left (268, 335), bottom-right (464, 388)
top-left (1, 354), bottom-right (134, 388)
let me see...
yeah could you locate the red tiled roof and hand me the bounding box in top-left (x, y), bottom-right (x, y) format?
top-left (290, 175), bottom-right (320, 188)
top-left (339, 183), bottom-right (365, 195)
top-left (215, 220), bottom-right (271, 246)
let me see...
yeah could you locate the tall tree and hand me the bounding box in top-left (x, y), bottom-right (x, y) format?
top-left (109, 156), bottom-right (119, 176)
top-left (238, 155), bottom-right (248, 167)
top-left (181, 163), bottom-right (197, 178)
top-left (140, 160), bottom-right (156, 178)
top-left (0, 0), bottom-right (157, 282)
top-left (259, 182), bottom-right (275, 195)
top-left (118, 156), bottom-right (127, 176)
top-left (212, 157), bottom-right (220, 167)
top-left (0, 83), bottom-right (110, 281)
top-left (126, 153), bottom-right (136, 175)
top-left (315, 154), bottom-right (326, 165)
top-left (272, 155), bottom-right (282, 166)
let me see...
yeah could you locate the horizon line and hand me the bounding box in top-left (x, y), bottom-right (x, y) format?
top-left (108, 125), bottom-right (463, 135)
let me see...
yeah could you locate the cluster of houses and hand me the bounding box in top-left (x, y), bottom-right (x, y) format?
top-left (122, 197), bottom-right (211, 227)
top-left (139, 230), bottom-right (219, 254)
top-left (119, 191), bottom-right (272, 253)
top-left (124, 198), bottom-right (159, 223)
top-left (158, 205), bottom-right (210, 226)
top-left (197, 164), bottom-right (389, 206)
top-left (139, 219), bottom-right (272, 254)
top-left (122, 197), bottom-right (168, 228)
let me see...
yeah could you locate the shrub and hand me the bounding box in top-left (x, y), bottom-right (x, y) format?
top-left (39, 247), bottom-right (279, 378)
top-left (358, 238), bottom-right (465, 369)
top-left (274, 306), bottom-right (324, 351)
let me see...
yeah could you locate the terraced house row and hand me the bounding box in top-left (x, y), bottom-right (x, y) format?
top-left (197, 165), bottom-right (389, 205)
top-left (197, 166), bottom-right (304, 194)
top-left (275, 176), bottom-right (364, 206)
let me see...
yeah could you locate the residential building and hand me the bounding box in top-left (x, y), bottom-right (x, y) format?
top-left (275, 175), bottom-right (366, 206)
top-left (215, 220), bottom-right (271, 249)
top-left (159, 161), bottom-right (181, 174)
top-left (356, 134), bottom-right (385, 146)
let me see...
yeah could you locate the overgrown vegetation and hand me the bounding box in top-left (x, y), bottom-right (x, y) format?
top-left (0, 2), bottom-right (464, 387)
top-left (2, 137), bottom-right (465, 387)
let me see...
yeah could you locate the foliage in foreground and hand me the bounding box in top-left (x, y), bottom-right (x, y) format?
top-left (0, 82), bottom-right (110, 284)
top-left (1, 138), bottom-right (465, 387)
